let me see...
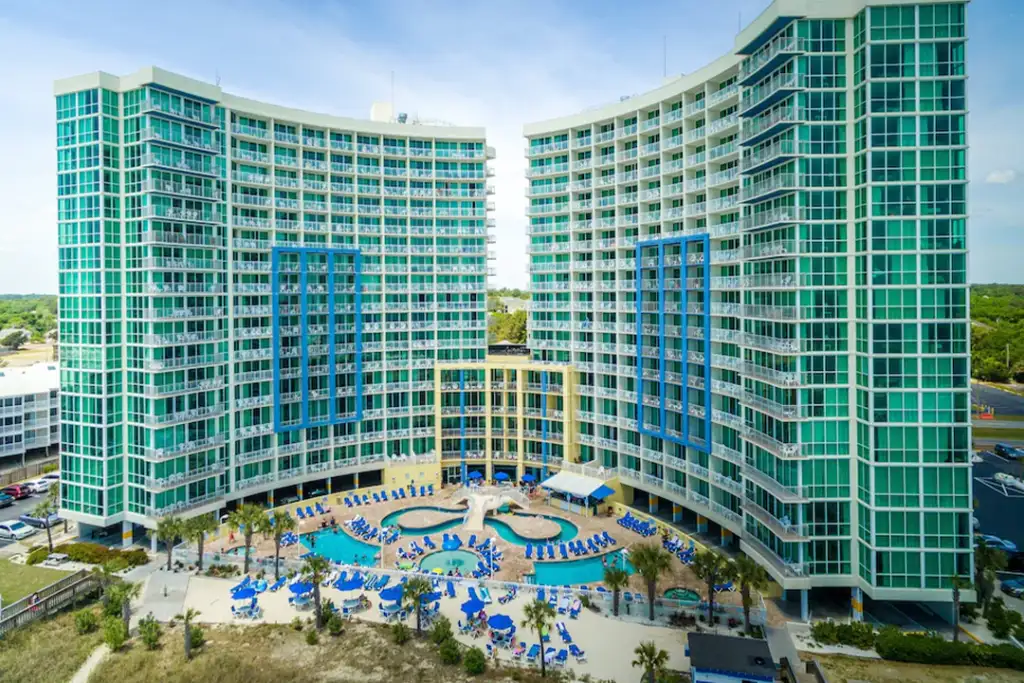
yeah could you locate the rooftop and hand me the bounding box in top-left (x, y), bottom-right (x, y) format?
top-left (687, 633), bottom-right (776, 680)
top-left (0, 362), bottom-right (59, 399)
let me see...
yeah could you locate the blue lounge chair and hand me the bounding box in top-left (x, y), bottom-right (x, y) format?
top-left (452, 534), bottom-right (463, 548)
top-left (344, 497), bottom-right (353, 507)
top-left (569, 644), bottom-right (586, 662)
top-left (602, 531), bottom-right (616, 545)
top-left (467, 534), bottom-right (478, 549)
top-left (446, 581), bottom-right (456, 598)
top-left (410, 486), bottom-right (417, 497)
top-left (556, 649), bottom-right (568, 667)
top-left (362, 495), bottom-right (370, 505)
top-left (537, 588), bottom-right (545, 603)
top-left (545, 544), bottom-right (553, 559)
top-left (268, 576), bottom-right (287, 592)
top-left (428, 484), bottom-right (434, 495)
top-left (527, 644), bottom-right (540, 663)
top-left (305, 505), bottom-right (314, 517)
top-left (420, 486), bottom-right (426, 496)
top-left (372, 492), bottom-right (381, 503)
top-left (296, 507), bottom-right (306, 519)
top-left (315, 502), bottom-right (327, 515)
top-left (398, 488), bottom-right (406, 499)
top-left (377, 576), bottom-right (391, 592)
top-left (526, 544), bottom-right (533, 559)
top-left (468, 587), bottom-right (480, 603)
top-left (559, 543), bottom-right (567, 559)
top-left (381, 490), bottom-right (388, 501)
top-left (480, 587), bottom-right (492, 604)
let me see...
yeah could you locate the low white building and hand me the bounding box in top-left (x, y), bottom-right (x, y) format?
top-left (0, 363), bottom-right (59, 465)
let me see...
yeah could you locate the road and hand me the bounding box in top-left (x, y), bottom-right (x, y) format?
top-left (973, 383), bottom-right (1024, 416)
top-left (972, 450), bottom-right (1024, 551)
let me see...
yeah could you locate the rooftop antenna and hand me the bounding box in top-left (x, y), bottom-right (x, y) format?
top-left (215, 69), bottom-right (221, 87)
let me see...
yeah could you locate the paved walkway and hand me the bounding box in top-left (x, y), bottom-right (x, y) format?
top-left (138, 569), bottom-right (190, 623)
top-left (69, 644), bottom-right (109, 683)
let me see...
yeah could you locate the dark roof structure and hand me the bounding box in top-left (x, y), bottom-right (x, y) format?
top-left (687, 633), bottom-right (776, 680)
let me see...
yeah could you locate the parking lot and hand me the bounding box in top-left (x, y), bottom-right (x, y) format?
top-left (973, 383), bottom-right (1024, 416)
top-left (973, 450), bottom-right (1024, 551)
top-left (0, 490), bottom-right (53, 548)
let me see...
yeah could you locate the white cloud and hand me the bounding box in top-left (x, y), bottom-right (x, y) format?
top-left (985, 169), bottom-right (1017, 184)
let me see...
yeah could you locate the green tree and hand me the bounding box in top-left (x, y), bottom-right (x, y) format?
top-left (261, 510), bottom-right (297, 581)
top-left (975, 538), bottom-right (1008, 610)
top-left (401, 576), bottom-right (434, 636)
top-left (227, 503), bottom-right (266, 575)
top-left (734, 554), bottom-right (769, 634)
top-left (107, 581), bottom-right (142, 634)
top-left (155, 515), bottom-right (184, 571)
top-left (603, 566), bottom-right (631, 617)
top-left (183, 513), bottom-right (218, 572)
top-left (691, 549), bottom-right (737, 626)
top-left (177, 608), bottom-right (202, 660)
top-left (629, 543), bottom-right (673, 621)
top-left (521, 598), bottom-right (556, 678)
top-left (0, 330), bottom-right (28, 350)
top-left (632, 641), bottom-right (669, 683)
top-left (301, 554), bottom-right (332, 629)
top-left (31, 493), bottom-right (57, 553)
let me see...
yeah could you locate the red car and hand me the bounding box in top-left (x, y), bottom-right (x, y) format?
top-left (1, 484), bottom-right (31, 500)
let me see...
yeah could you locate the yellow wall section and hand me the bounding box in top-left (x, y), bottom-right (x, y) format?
top-left (383, 461), bottom-right (442, 491)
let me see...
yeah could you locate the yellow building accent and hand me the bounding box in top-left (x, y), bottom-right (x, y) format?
top-left (435, 355), bottom-right (577, 480)
top-left (383, 459), bottom-right (442, 491)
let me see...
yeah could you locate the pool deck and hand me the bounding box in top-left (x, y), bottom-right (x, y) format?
top-left (388, 507), bottom-right (464, 531)
top-left (198, 485), bottom-right (787, 626)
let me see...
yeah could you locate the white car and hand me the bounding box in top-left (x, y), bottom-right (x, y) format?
top-left (41, 472), bottom-right (60, 483)
top-left (0, 520), bottom-right (37, 541)
top-left (25, 479), bottom-right (52, 494)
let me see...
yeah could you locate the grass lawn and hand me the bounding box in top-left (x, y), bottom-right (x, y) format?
top-left (974, 427), bottom-right (1024, 440)
top-left (90, 619), bottom-right (566, 683)
top-left (0, 558), bottom-right (73, 603)
top-left (0, 603), bottom-right (103, 683)
top-left (806, 653), bottom-right (1024, 683)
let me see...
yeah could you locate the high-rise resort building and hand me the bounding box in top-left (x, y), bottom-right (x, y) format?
top-left (525, 0), bottom-right (970, 618)
top-left (55, 67), bottom-right (495, 546)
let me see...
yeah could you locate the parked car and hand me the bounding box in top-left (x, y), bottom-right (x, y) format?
top-left (25, 479), bottom-right (52, 495)
top-left (19, 512), bottom-right (60, 529)
top-left (994, 443), bottom-right (1024, 459)
top-left (0, 520), bottom-right (37, 541)
top-left (0, 493), bottom-right (13, 509)
top-left (976, 534), bottom-right (1019, 553)
top-left (40, 472), bottom-right (60, 483)
top-left (1, 484), bottom-right (31, 500)
top-left (1001, 578), bottom-right (1024, 598)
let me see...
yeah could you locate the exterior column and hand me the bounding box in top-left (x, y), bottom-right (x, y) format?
top-left (672, 503), bottom-right (682, 523)
top-left (297, 483), bottom-right (304, 499)
top-left (122, 521), bottom-right (134, 548)
top-left (720, 528), bottom-right (732, 547)
top-left (353, 473), bottom-right (359, 489)
top-left (696, 515), bottom-right (708, 534)
top-left (326, 479), bottom-right (332, 495)
top-left (800, 589), bottom-right (809, 622)
top-left (149, 530), bottom-right (157, 553)
top-left (851, 587), bottom-right (863, 622)
top-left (268, 490), bottom-right (275, 507)
top-left (647, 495), bottom-right (658, 514)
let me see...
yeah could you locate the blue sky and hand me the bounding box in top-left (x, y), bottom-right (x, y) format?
top-left (0, 0), bottom-right (1019, 292)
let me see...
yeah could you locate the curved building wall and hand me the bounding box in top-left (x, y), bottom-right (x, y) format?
top-left (524, 0), bottom-right (970, 601)
top-left (55, 67), bottom-right (494, 531)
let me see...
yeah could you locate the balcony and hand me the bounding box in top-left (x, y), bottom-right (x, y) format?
top-left (145, 462), bottom-right (226, 491)
top-left (741, 72), bottom-right (806, 118)
top-left (147, 489), bottom-right (226, 517)
top-left (741, 172), bottom-right (798, 203)
top-left (739, 35), bottom-right (808, 86)
top-left (142, 434), bottom-right (227, 461)
top-left (741, 207), bottom-right (804, 232)
top-left (741, 104), bottom-right (801, 147)
top-left (742, 466), bottom-right (808, 503)
top-left (743, 426), bottom-right (802, 459)
top-left (742, 501), bottom-right (808, 541)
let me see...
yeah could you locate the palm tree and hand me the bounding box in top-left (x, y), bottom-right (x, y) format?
top-left (629, 543), bottom-right (673, 621)
top-left (227, 503), bottom-right (265, 575)
top-left (951, 574), bottom-right (971, 642)
top-left (401, 576), bottom-right (434, 635)
top-left (261, 510), bottom-right (297, 581)
top-left (734, 554), bottom-right (769, 634)
top-left (184, 513), bottom-right (218, 572)
top-left (113, 581), bottom-right (143, 634)
top-left (632, 641), bottom-right (669, 683)
top-left (177, 607), bottom-right (201, 660)
top-left (691, 549), bottom-right (736, 627)
top-left (155, 515), bottom-right (184, 571)
top-left (521, 598), bottom-right (556, 678)
top-left (31, 495), bottom-right (57, 553)
top-left (975, 538), bottom-right (1008, 611)
top-left (301, 554), bottom-right (332, 629)
top-left (603, 566), bottom-right (631, 617)
top-left (93, 562), bottom-right (118, 609)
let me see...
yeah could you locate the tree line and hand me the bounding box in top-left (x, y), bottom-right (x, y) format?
top-left (972, 285), bottom-right (1024, 383)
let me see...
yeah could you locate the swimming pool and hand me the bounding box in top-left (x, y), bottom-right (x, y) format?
top-left (664, 587), bottom-right (701, 603)
top-left (301, 528), bottom-right (379, 565)
top-left (382, 507), bottom-right (579, 546)
top-left (419, 549), bottom-right (479, 573)
top-left (531, 549), bottom-right (634, 586)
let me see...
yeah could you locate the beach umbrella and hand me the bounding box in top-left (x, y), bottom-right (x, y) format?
top-left (521, 473), bottom-right (536, 482)
top-left (380, 584), bottom-right (404, 602)
top-left (421, 591), bottom-right (442, 604)
top-left (337, 577), bottom-right (363, 591)
top-left (461, 598), bottom-right (485, 614)
top-left (232, 587), bottom-right (257, 600)
top-left (487, 614), bottom-right (514, 630)
top-left (494, 472), bottom-right (509, 481)
top-left (289, 582), bottom-right (314, 595)
top-left (468, 470), bottom-right (483, 480)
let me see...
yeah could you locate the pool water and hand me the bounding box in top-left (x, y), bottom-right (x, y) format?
top-left (382, 506), bottom-right (579, 546)
top-left (301, 528), bottom-right (379, 565)
top-left (664, 587), bottom-right (701, 602)
top-left (419, 549), bottom-right (479, 573)
top-left (531, 549), bottom-right (634, 586)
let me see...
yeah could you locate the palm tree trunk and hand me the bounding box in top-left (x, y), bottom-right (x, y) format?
top-left (197, 535), bottom-right (205, 572)
top-left (613, 590), bottom-right (620, 616)
top-left (274, 540), bottom-right (281, 581)
top-left (184, 618), bottom-right (192, 660)
top-left (952, 587), bottom-right (960, 642)
top-left (314, 585), bottom-right (323, 629)
top-left (648, 668), bottom-right (656, 683)
top-left (167, 546), bottom-right (173, 571)
top-left (45, 524), bottom-right (53, 553)
top-left (539, 633), bottom-right (546, 677)
top-left (243, 542), bottom-right (251, 575)
top-left (742, 586), bottom-right (751, 634)
top-left (707, 581), bottom-right (715, 625)
top-left (647, 579), bottom-right (655, 621)
top-left (122, 597), bottom-right (131, 634)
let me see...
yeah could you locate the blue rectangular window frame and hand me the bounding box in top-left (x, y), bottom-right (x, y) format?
top-left (272, 246), bottom-right (362, 432)
top-left (635, 235), bottom-right (711, 453)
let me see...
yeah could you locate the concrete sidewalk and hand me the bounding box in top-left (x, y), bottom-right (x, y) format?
top-left (138, 569), bottom-right (190, 623)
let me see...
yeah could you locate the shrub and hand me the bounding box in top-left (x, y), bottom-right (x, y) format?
top-left (392, 622), bottom-right (411, 645)
top-left (430, 615), bottom-right (453, 645)
top-left (986, 598), bottom-right (1023, 640)
top-left (104, 589), bottom-right (125, 619)
top-left (53, 542), bottom-right (149, 568)
top-left (75, 609), bottom-right (98, 635)
top-left (305, 629), bottom-right (320, 646)
top-left (103, 616), bottom-right (128, 651)
top-left (810, 619), bottom-right (876, 649)
top-left (26, 547), bottom-right (49, 565)
top-left (464, 646), bottom-right (486, 675)
top-left (189, 625), bottom-right (206, 650)
top-left (291, 616), bottom-right (304, 632)
top-left (42, 463), bottom-right (58, 474)
top-left (875, 626), bottom-right (1024, 671)
top-left (439, 637), bottom-right (462, 665)
top-left (138, 614), bottom-right (162, 650)
top-left (327, 613), bottom-right (344, 637)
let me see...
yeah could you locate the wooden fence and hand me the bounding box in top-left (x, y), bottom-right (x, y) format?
top-left (0, 569), bottom-right (102, 636)
top-left (0, 456), bottom-right (59, 487)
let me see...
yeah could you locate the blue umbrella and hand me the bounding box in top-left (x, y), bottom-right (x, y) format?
top-left (421, 591), bottom-right (442, 603)
top-left (461, 598), bottom-right (485, 614)
top-left (337, 577), bottom-right (363, 591)
top-left (380, 584), bottom-right (404, 602)
top-left (522, 473), bottom-right (536, 482)
top-left (232, 587), bottom-right (257, 600)
top-left (289, 582), bottom-right (314, 595)
top-left (494, 472), bottom-right (509, 481)
top-left (487, 614), bottom-right (514, 630)
top-left (468, 470), bottom-right (483, 480)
